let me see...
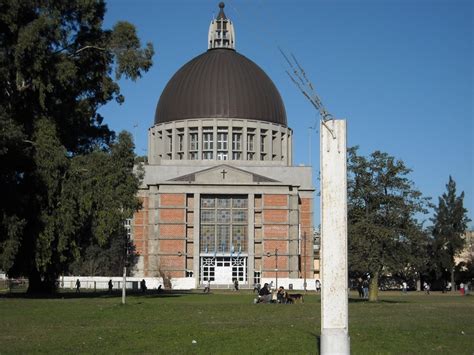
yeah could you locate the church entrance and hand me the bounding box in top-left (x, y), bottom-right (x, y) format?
top-left (200, 256), bottom-right (247, 285)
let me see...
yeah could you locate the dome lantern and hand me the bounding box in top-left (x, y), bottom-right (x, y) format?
top-left (208, 2), bottom-right (235, 50)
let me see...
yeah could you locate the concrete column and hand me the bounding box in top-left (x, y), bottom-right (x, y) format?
top-left (193, 193), bottom-right (201, 288)
top-left (198, 124), bottom-right (202, 159)
top-left (243, 126), bottom-right (248, 160)
top-left (248, 194), bottom-right (255, 286)
top-left (320, 120), bottom-right (350, 354)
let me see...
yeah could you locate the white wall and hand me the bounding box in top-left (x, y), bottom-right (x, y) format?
top-left (60, 276), bottom-right (314, 291)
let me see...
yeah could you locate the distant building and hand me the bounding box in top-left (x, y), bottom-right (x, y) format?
top-left (313, 228), bottom-right (321, 280)
top-left (130, 3), bottom-right (314, 288)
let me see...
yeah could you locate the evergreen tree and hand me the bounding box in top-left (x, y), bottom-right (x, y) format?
top-left (0, 1), bottom-right (153, 292)
top-left (348, 147), bottom-right (430, 301)
top-left (430, 177), bottom-right (470, 290)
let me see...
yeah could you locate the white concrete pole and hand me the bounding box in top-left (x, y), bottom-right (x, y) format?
top-left (122, 266), bottom-right (126, 305)
top-left (320, 120), bottom-right (350, 354)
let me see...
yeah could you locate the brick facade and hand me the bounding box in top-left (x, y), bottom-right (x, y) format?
top-left (132, 189), bottom-right (313, 283)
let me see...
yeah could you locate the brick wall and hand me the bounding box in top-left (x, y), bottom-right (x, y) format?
top-left (158, 193), bottom-right (187, 277)
top-left (261, 194), bottom-right (290, 278)
top-left (263, 194), bottom-right (288, 207)
top-left (160, 193), bottom-right (186, 206)
top-left (263, 225), bottom-right (289, 238)
top-left (132, 195), bottom-right (149, 274)
top-left (159, 209), bottom-right (185, 222)
top-left (263, 209), bottom-right (288, 223)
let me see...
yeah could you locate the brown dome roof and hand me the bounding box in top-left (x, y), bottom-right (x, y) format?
top-left (154, 48), bottom-right (287, 126)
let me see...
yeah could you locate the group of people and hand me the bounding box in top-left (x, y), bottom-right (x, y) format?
top-left (256, 283), bottom-right (296, 304)
top-left (356, 277), bottom-right (370, 299)
top-left (75, 278), bottom-right (148, 293)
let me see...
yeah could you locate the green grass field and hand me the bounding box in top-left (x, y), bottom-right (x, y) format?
top-left (0, 290), bottom-right (473, 354)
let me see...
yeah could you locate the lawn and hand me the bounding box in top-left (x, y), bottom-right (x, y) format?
top-left (0, 290), bottom-right (472, 354)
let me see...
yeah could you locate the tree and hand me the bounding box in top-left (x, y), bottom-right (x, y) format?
top-left (347, 147), bottom-right (430, 301)
top-left (0, 1), bottom-right (153, 292)
top-left (429, 177), bottom-right (470, 291)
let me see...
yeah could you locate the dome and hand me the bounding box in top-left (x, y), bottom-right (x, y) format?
top-left (154, 48), bottom-right (287, 126)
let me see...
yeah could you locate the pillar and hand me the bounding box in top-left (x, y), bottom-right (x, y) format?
top-left (320, 120), bottom-right (350, 354)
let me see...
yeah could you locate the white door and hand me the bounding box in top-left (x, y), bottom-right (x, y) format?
top-left (215, 266), bottom-right (232, 284)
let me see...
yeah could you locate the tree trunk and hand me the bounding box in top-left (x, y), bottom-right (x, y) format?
top-left (369, 272), bottom-right (379, 302)
top-left (27, 269), bottom-right (57, 294)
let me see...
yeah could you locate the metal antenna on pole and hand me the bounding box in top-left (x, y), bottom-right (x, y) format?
top-left (279, 48), bottom-right (336, 138)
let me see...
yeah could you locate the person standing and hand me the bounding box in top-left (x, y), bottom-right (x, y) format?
top-left (140, 279), bottom-right (147, 293)
top-left (362, 278), bottom-right (369, 299)
top-left (234, 279), bottom-right (239, 291)
top-left (315, 279), bottom-right (321, 293)
top-left (402, 281), bottom-right (408, 294)
top-left (357, 278), bottom-right (363, 298)
top-left (108, 279), bottom-right (113, 294)
top-left (75, 279), bottom-right (81, 293)
top-left (203, 280), bottom-right (211, 293)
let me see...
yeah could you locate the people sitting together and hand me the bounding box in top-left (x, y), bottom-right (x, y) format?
top-left (256, 283), bottom-right (304, 304)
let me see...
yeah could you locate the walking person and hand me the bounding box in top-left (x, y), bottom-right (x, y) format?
top-left (423, 281), bottom-right (430, 295)
top-left (234, 279), bottom-right (239, 291)
top-left (75, 279), bottom-right (81, 293)
top-left (203, 280), bottom-right (211, 293)
top-left (357, 278), bottom-right (364, 298)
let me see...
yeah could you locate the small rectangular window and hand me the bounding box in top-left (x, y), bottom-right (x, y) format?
top-left (189, 132), bottom-right (198, 151)
top-left (247, 134), bottom-right (254, 151)
top-left (232, 133), bottom-right (241, 151)
top-left (217, 132), bottom-right (228, 150)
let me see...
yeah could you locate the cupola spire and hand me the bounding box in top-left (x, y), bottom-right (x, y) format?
top-left (208, 2), bottom-right (235, 50)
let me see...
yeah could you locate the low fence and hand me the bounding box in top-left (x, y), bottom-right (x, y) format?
top-left (0, 278), bottom-right (28, 292)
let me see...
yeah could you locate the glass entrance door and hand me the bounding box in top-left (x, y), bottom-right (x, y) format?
top-left (215, 266), bottom-right (233, 283)
top-left (200, 256), bottom-right (247, 284)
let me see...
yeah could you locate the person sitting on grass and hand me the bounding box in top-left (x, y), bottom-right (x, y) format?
top-left (258, 283), bottom-right (272, 303)
top-left (253, 283), bottom-right (261, 293)
top-left (277, 286), bottom-right (286, 303)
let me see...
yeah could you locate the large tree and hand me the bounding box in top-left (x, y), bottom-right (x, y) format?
top-left (0, 0), bottom-right (153, 292)
top-left (429, 176), bottom-right (470, 290)
top-left (347, 147), bottom-right (430, 301)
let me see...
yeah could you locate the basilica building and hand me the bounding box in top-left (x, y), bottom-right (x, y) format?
top-left (131, 3), bottom-right (314, 289)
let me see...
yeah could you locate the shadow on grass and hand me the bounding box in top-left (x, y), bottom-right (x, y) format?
top-left (0, 289), bottom-right (195, 300)
top-left (348, 297), bottom-right (407, 304)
